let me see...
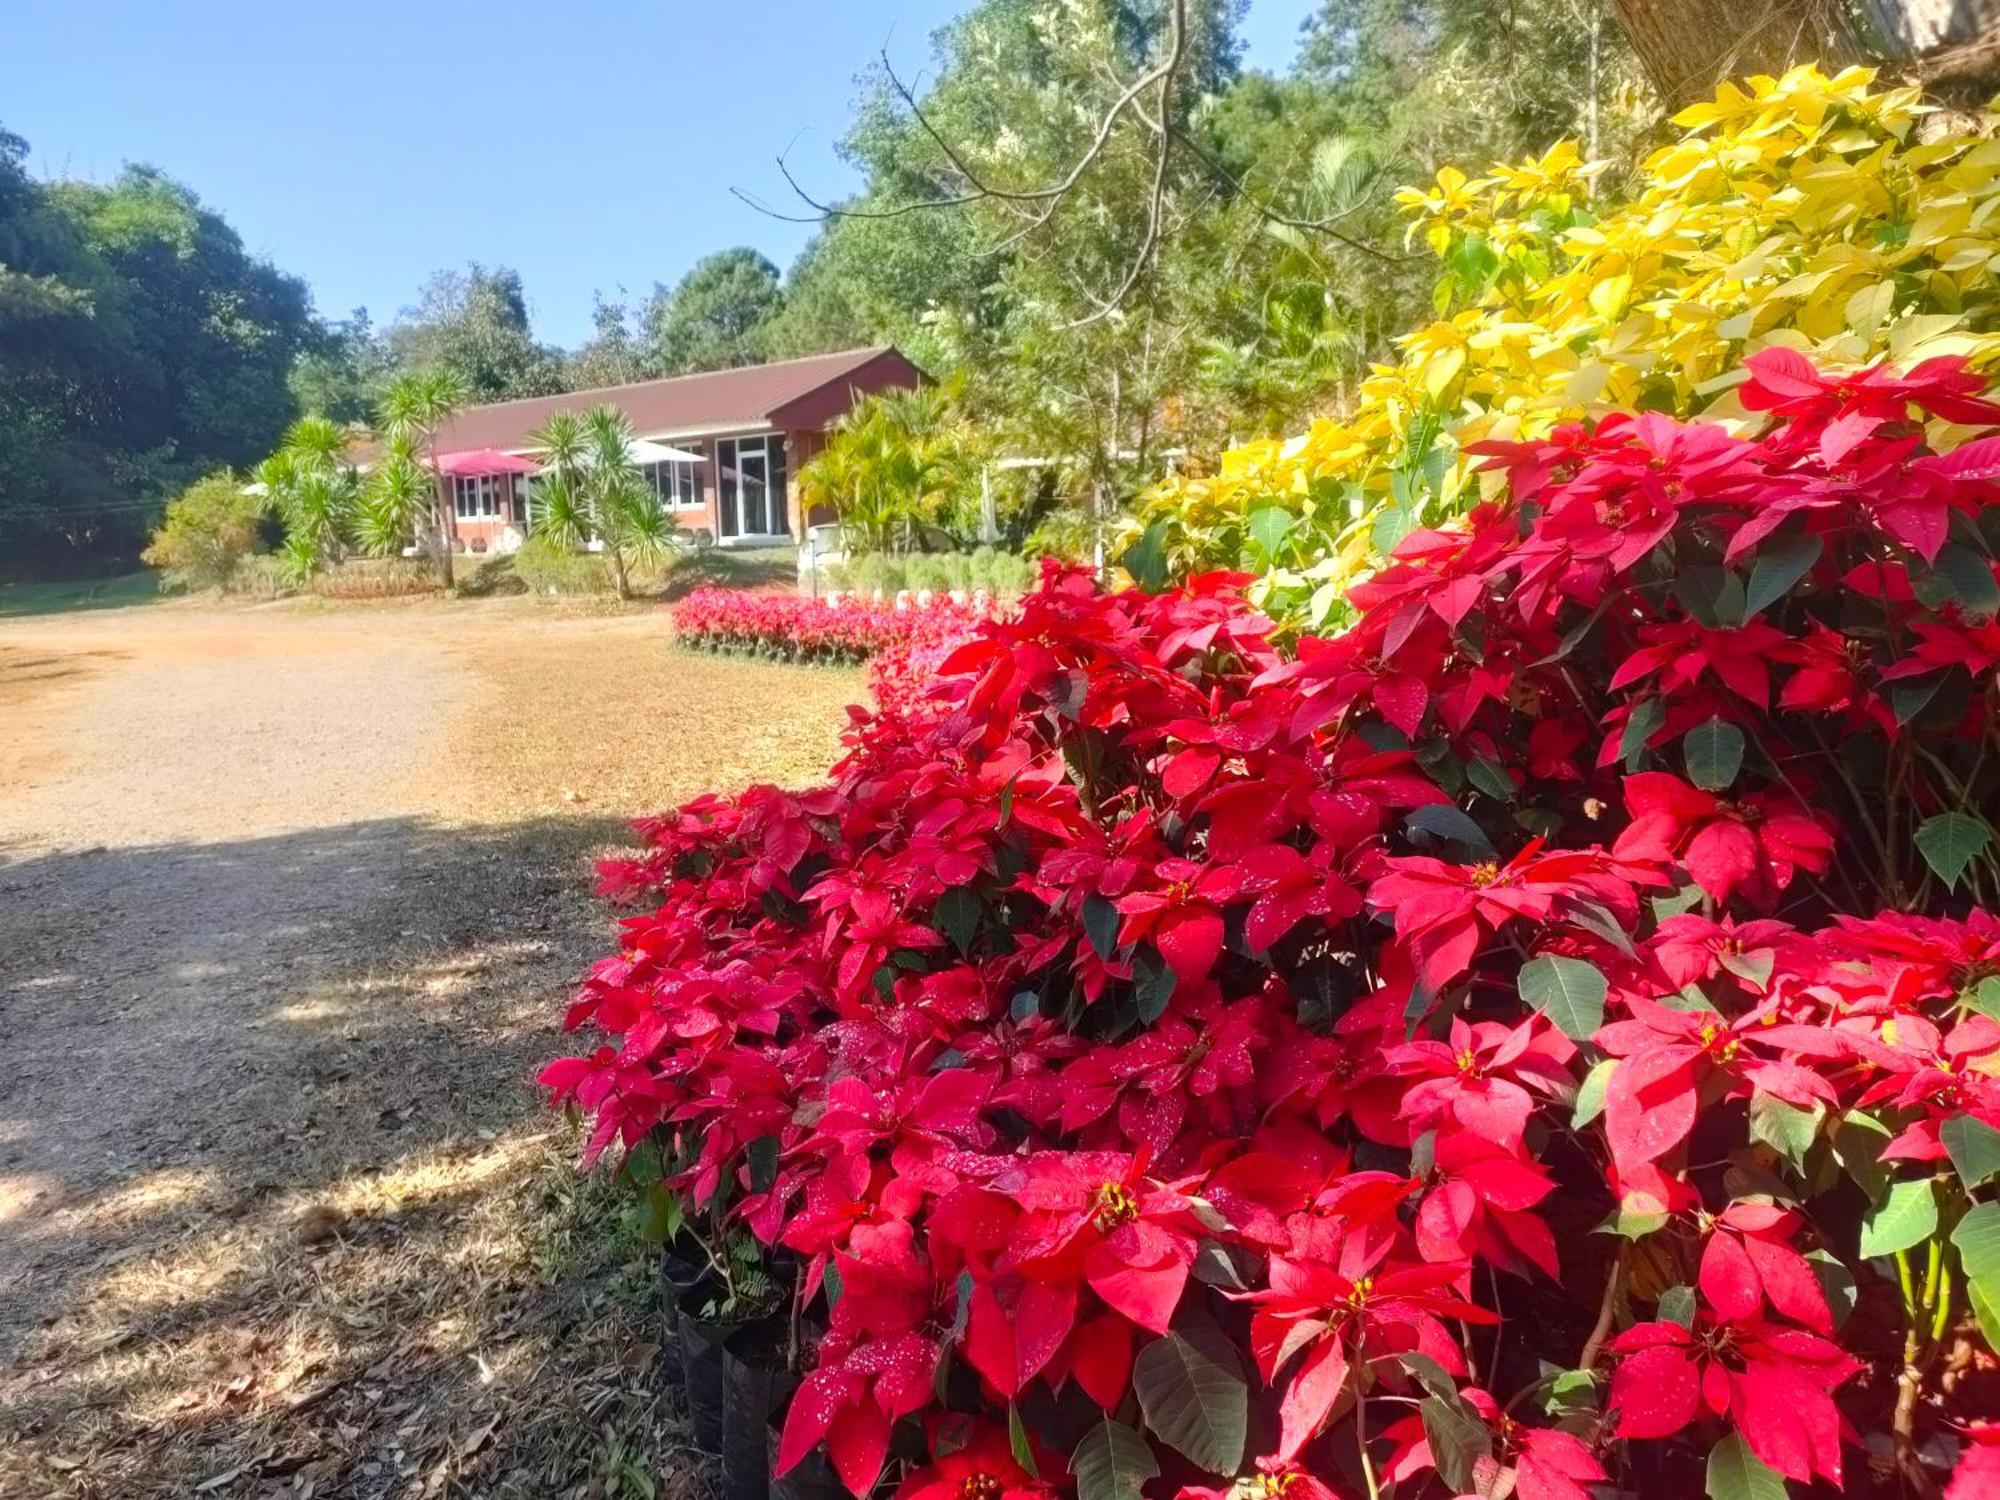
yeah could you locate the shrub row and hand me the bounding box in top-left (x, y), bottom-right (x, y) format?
top-left (549, 353), bottom-right (2000, 1497)
top-left (832, 548), bottom-right (1040, 600)
top-left (671, 588), bottom-right (993, 669)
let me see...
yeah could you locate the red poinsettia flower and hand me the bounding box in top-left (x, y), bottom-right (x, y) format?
top-left (1370, 841), bottom-right (1644, 990)
top-left (1698, 1203), bottom-right (1832, 1334)
top-left (1246, 1249), bottom-right (1494, 1461)
top-left (1612, 772), bottom-right (1833, 908)
top-left (1610, 1306), bottom-right (1860, 1486)
top-left (891, 1420), bottom-right (1056, 1500)
top-left (1609, 617), bottom-right (1793, 707)
top-left (1115, 857), bottom-right (1249, 983)
top-left (778, 1328), bottom-right (943, 1496)
top-left (1388, 1013), bottom-right (1575, 1151)
top-left (1381, 1385), bottom-right (1607, 1500)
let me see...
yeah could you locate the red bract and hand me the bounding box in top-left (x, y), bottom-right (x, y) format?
top-left (1609, 1310), bottom-right (1860, 1485)
top-left (548, 355), bottom-right (2000, 1498)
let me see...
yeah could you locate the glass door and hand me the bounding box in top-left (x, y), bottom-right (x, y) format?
top-left (738, 443), bottom-right (769, 535)
top-left (718, 440), bottom-right (741, 538)
top-left (716, 436), bottom-right (787, 539)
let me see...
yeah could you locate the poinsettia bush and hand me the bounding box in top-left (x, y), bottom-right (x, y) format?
top-left (549, 353), bottom-right (2000, 1498)
top-left (672, 587), bottom-right (992, 667)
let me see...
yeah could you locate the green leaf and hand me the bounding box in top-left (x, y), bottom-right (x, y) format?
top-left (1942, 1114), bottom-right (2000, 1189)
top-left (1008, 1402), bottom-right (1037, 1478)
top-left (746, 1135), bottom-right (779, 1194)
top-left (1832, 1109), bottom-right (1894, 1202)
top-left (1954, 1200), bottom-right (2000, 1295)
top-left (1561, 896), bottom-right (1638, 957)
top-left (1246, 506), bottom-right (1295, 561)
top-left (1466, 755), bottom-right (1514, 801)
top-left (1603, 1204), bottom-right (1671, 1239)
top-left (1070, 1420), bottom-right (1158, 1500)
top-left (1805, 1249), bottom-right (1857, 1329)
top-left (1403, 804), bottom-right (1497, 860)
top-left (1657, 1285), bottom-right (1696, 1328)
top-left (636, 1184), bottom-right (678, 1245)
top-left (1927, 542), bottom-right (2000, 620)
top-left (1915, 811), bottom-right (1993, 891)
top-left (1395, 1351), bottom-right (1461, 1402)
top-left (1889, 671), bottom-right (1945, 726)
top-left (1706, 1430), bottom-right (1788, 1500)
top-left (1749, 1095), bottom-right (1823, 1171)
top-left (1968, 1267), bottom-right (2000, 1350)
top-left (1518, 955), bottom-right (1608, 1040)
top-left (1132, 1326), bottom-right (1247, 1475)
top-left (1859, 1177), bottom-right (1938, 1259)
top-left (1650, 882), bottom-right (1705, 921)
top-left (1573, 1059), bottom-right (1616, 1128)
top-left (1542, 1368), bottom-right (1599, 1417)
top-left (1743, 530), bottom-right (1822, 618)
top-left (946, 1269), bottom-right (973, 1340)
top-left (1191, 1238), bottom-right (1253, 1291)
top-left (1684, 717), bottom-right (1746, 792)
top-left (1133, 949), bottom-right (1176, 1024)
top-left (1968, 975), bottom-right (2000, 1021)
top-left (1677, 564), bottom-right (1745, 629)
top-left (1420, 1394), bottom-right (1493, 1492)
top-left (1082, 894), bottom-right (1121, 960)
top-left (1620, 697), bottom-right (1665, 772)
top-left (1122, 519), bottom-right (1171, 593)
top-left (934, 885), bottom-right (981, 955)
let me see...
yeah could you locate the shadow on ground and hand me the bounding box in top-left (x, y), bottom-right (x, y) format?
top-left (0, 814), bottom-right (702, 1499)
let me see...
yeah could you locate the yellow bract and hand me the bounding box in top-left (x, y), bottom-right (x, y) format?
top-left (1134, 65), bottom-right (2000, 626)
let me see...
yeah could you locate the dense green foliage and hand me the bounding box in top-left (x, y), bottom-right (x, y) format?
top-left (10, 0), bottom-right (1649, 575)
top-left (0, 129), bottom-right (314, 571)
top-left (762, 0), bottom-right (1648, 554)
top-left (139, 472), bottom-right (271, 591)
top-left (642, 248), bottom-right (786, 374)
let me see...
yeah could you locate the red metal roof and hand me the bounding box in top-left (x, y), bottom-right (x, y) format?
top-left (431, 347), bottom-right (920, 453)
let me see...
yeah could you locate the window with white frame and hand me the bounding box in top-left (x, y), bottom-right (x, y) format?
top-left (453, 474), bottom-right (503, 520)
top-left (644, 454), bottom-right (705, 511)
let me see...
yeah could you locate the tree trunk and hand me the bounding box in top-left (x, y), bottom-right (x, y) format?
top-left (1607, 0), bottom-right (1864, 108)
top-left (427, 455), bottom-right (455, 590)
top-left (610, 544), bottom-right (630, 601)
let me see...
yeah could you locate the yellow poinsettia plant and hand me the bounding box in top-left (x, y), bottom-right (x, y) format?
top-left (1130, 65), bottom-right (2000, 626)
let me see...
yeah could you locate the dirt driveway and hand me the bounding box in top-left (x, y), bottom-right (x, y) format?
top-left (0, 597), bottom-right (858, 1498)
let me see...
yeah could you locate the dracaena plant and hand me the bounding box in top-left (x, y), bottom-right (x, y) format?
top-left (548, 352), bottom-right (2000, 1499)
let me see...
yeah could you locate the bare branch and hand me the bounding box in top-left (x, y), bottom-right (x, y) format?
top-left (1061, 0), bottom-right (1187, 329)
top-left (1166, 125), bottom-right (1414, 266)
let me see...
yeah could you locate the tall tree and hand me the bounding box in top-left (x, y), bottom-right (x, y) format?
top-left (288, 308), bottom-right (388, 424)
top-left (2, 129), bottom-right (317, 571)
top-left (567, 292), bottom-right (649, 389)
top-left (643, 248), bottom-right (785, 373)
top-left (1296, 0), bottom-right (1643, 170)
top-left (387, 265), bottom-right (564, 402)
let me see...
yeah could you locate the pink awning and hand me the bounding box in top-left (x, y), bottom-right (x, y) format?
top-left (435, 449), bottom-right (537, 477)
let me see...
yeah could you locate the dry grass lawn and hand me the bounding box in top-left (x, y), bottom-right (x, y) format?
top-left (0, 594), bottom-right (862, 1500)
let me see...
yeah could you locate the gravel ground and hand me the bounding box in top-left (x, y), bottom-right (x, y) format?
top-left (0, 595), bottom-right (860, 1499)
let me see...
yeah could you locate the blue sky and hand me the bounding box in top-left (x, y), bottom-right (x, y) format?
top-left (10, 1), bottom-right (1318, 348)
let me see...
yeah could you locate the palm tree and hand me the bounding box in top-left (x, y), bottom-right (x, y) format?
top-left (376, 367), bottom-right (468, 587)
top-left (257, 416), bottom-right (360, 578)
top-left (524, 409), bottom-right (591, 550)
top-left (579, 405), bottom-right (673, 600)
top-left (354, 436), bottom-right (431, 558)
top-left (802, 383), bottom-right (978, 555)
